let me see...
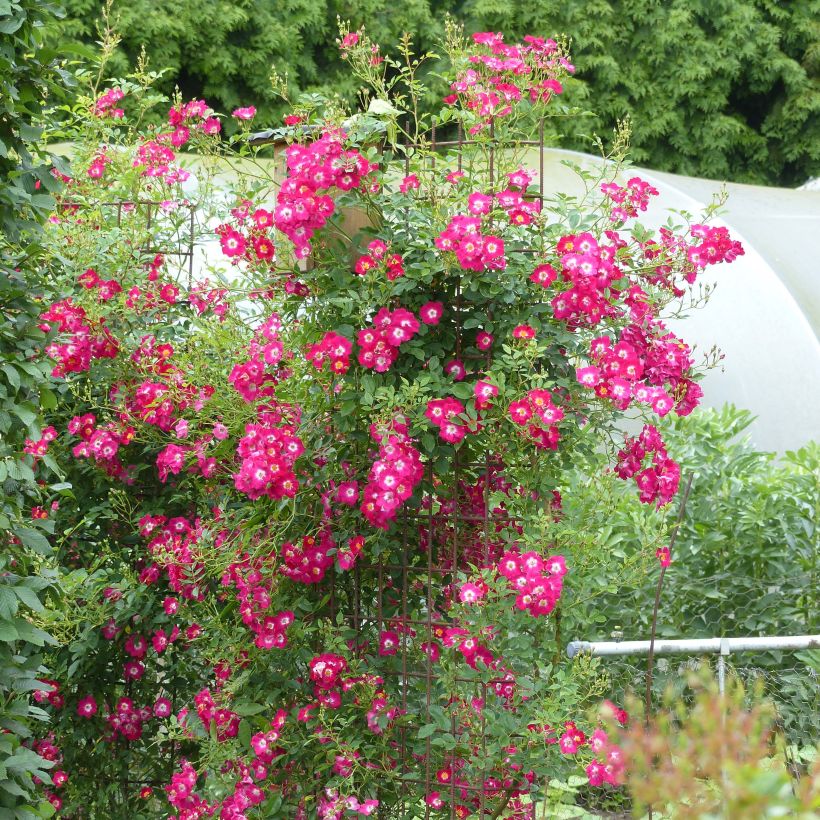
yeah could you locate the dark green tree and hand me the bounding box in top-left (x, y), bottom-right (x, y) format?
top-left (460, 0), bottom-right (820, 186)
top-left (53, 0), bottom-right (820, 185)
top-left (1, 0), bottom-right (70, 236)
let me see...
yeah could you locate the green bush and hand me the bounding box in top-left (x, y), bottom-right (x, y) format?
top-left (660, 406), bottom-right (817, 639)
top-left (52, 0), bottom-right (820, 185)
top-left (1, 1), bottom-right (72, 814)
top-left (587, 406), bottom-right (819, 747)
top-left (1, 0), bottom-right (70, 237)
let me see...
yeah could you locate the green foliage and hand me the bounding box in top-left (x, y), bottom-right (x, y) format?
top-left (54, 0), bottom-right (447, 128)
top-left (619, 668), bottom-right (820, 818)
top-left (0, 266), bottom-right (63, 820)
top-left (52, 0), bottom-right (820, 185)
top-left (2, 9), bottom-right (816, 811)
top-left (662, 407), bottom-right (819, 745)
top-left (1, 1), bottom-right (73, 813)
top-left (661, 405), bottom-right (818, 638)
top-left (0, 0), bottom-right (72, 239)
top-left (589, 406), bottom-right (819, 641)
top-left (0, 264), bottom-right (69, 819)
top-left (27, 52), bottom-right (641, 812)
top-left (586, 406), bottom-right (819, 747)
top-left (462, 0), bottom-right (820, 186)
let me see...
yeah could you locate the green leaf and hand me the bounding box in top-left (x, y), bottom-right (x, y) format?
top-left (0, 622), bottom-right (19, 642)
top-left (451, 382), bottom-right (474, 400)
top-left (14, 528), bottom-right (50, 555)
top-left (6, 746), bottom-right (55, 775)
top-left (232, 701), bottom-right (267, 716)
top-left (0, 588), bottom-right (19, 620)
top-left (11, 402), bottom-right (37, 427)
top-left (13, 620), bottom-right (56, 646)
top-left (0, 778), bottom-right (28, 798)
top-left (19, 124), bottom-right (43, 142)
top-left (1, 364), bottom-right (20, 391)
top-left (13, 586), bottom-right (44, 613)
top-left (238, 719), bottom-right (251, 748)
top-left (0, 16), bottom-right (24, 35)
top-left (39, 387), bottom-right (57, 410)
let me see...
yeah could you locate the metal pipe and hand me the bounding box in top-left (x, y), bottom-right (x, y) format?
top-left (566, 634), bottom-right (820, 659)
top-left (718, 638), bottom-right (729, 695)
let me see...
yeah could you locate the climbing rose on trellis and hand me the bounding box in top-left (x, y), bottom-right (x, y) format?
top-left (28, 22), bottom-right (744, 819)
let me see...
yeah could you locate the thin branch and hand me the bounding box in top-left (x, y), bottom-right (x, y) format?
top-left (489, 789), bottom-right (514, 820)
top-left (644, 471), bottom-right (694, 720)
top-left (644, 471), bottom-right (693, 820)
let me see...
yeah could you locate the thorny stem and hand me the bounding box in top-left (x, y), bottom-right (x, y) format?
top-left (552, 603), bottom-right (562, 667)
top-left (399, 35), bottom-right (420, 144)
top-left (489, 789), bottom-right (514, 820)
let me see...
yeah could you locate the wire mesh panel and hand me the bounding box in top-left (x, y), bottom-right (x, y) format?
top-left (60, 198), bottom-right (198, 287)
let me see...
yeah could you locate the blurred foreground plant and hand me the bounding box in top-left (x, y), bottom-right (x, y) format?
top-left (617, 667), bottom-right (820, 818)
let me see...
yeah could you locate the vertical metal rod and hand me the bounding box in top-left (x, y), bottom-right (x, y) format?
top-left (449, 219), bottom-right (462, 820)
top-left (718, 638), bottom-right (729, 695)
top-left (538, 118), bottom-right (545, 202)
top-left (644, 474), bottom-right (693, 820)
top-left (457, 122), bottom-right (463, 173)
top-left (488, 118), bottom-right (495, 194)
top-left (423, 465), bottom-right (435, 820)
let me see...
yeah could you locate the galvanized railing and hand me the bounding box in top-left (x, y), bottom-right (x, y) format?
top-left (567, 634), bottom-right (820, 693)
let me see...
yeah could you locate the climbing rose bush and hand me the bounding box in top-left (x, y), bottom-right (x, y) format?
top-left (27, 24), bottom-right (743, 819)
